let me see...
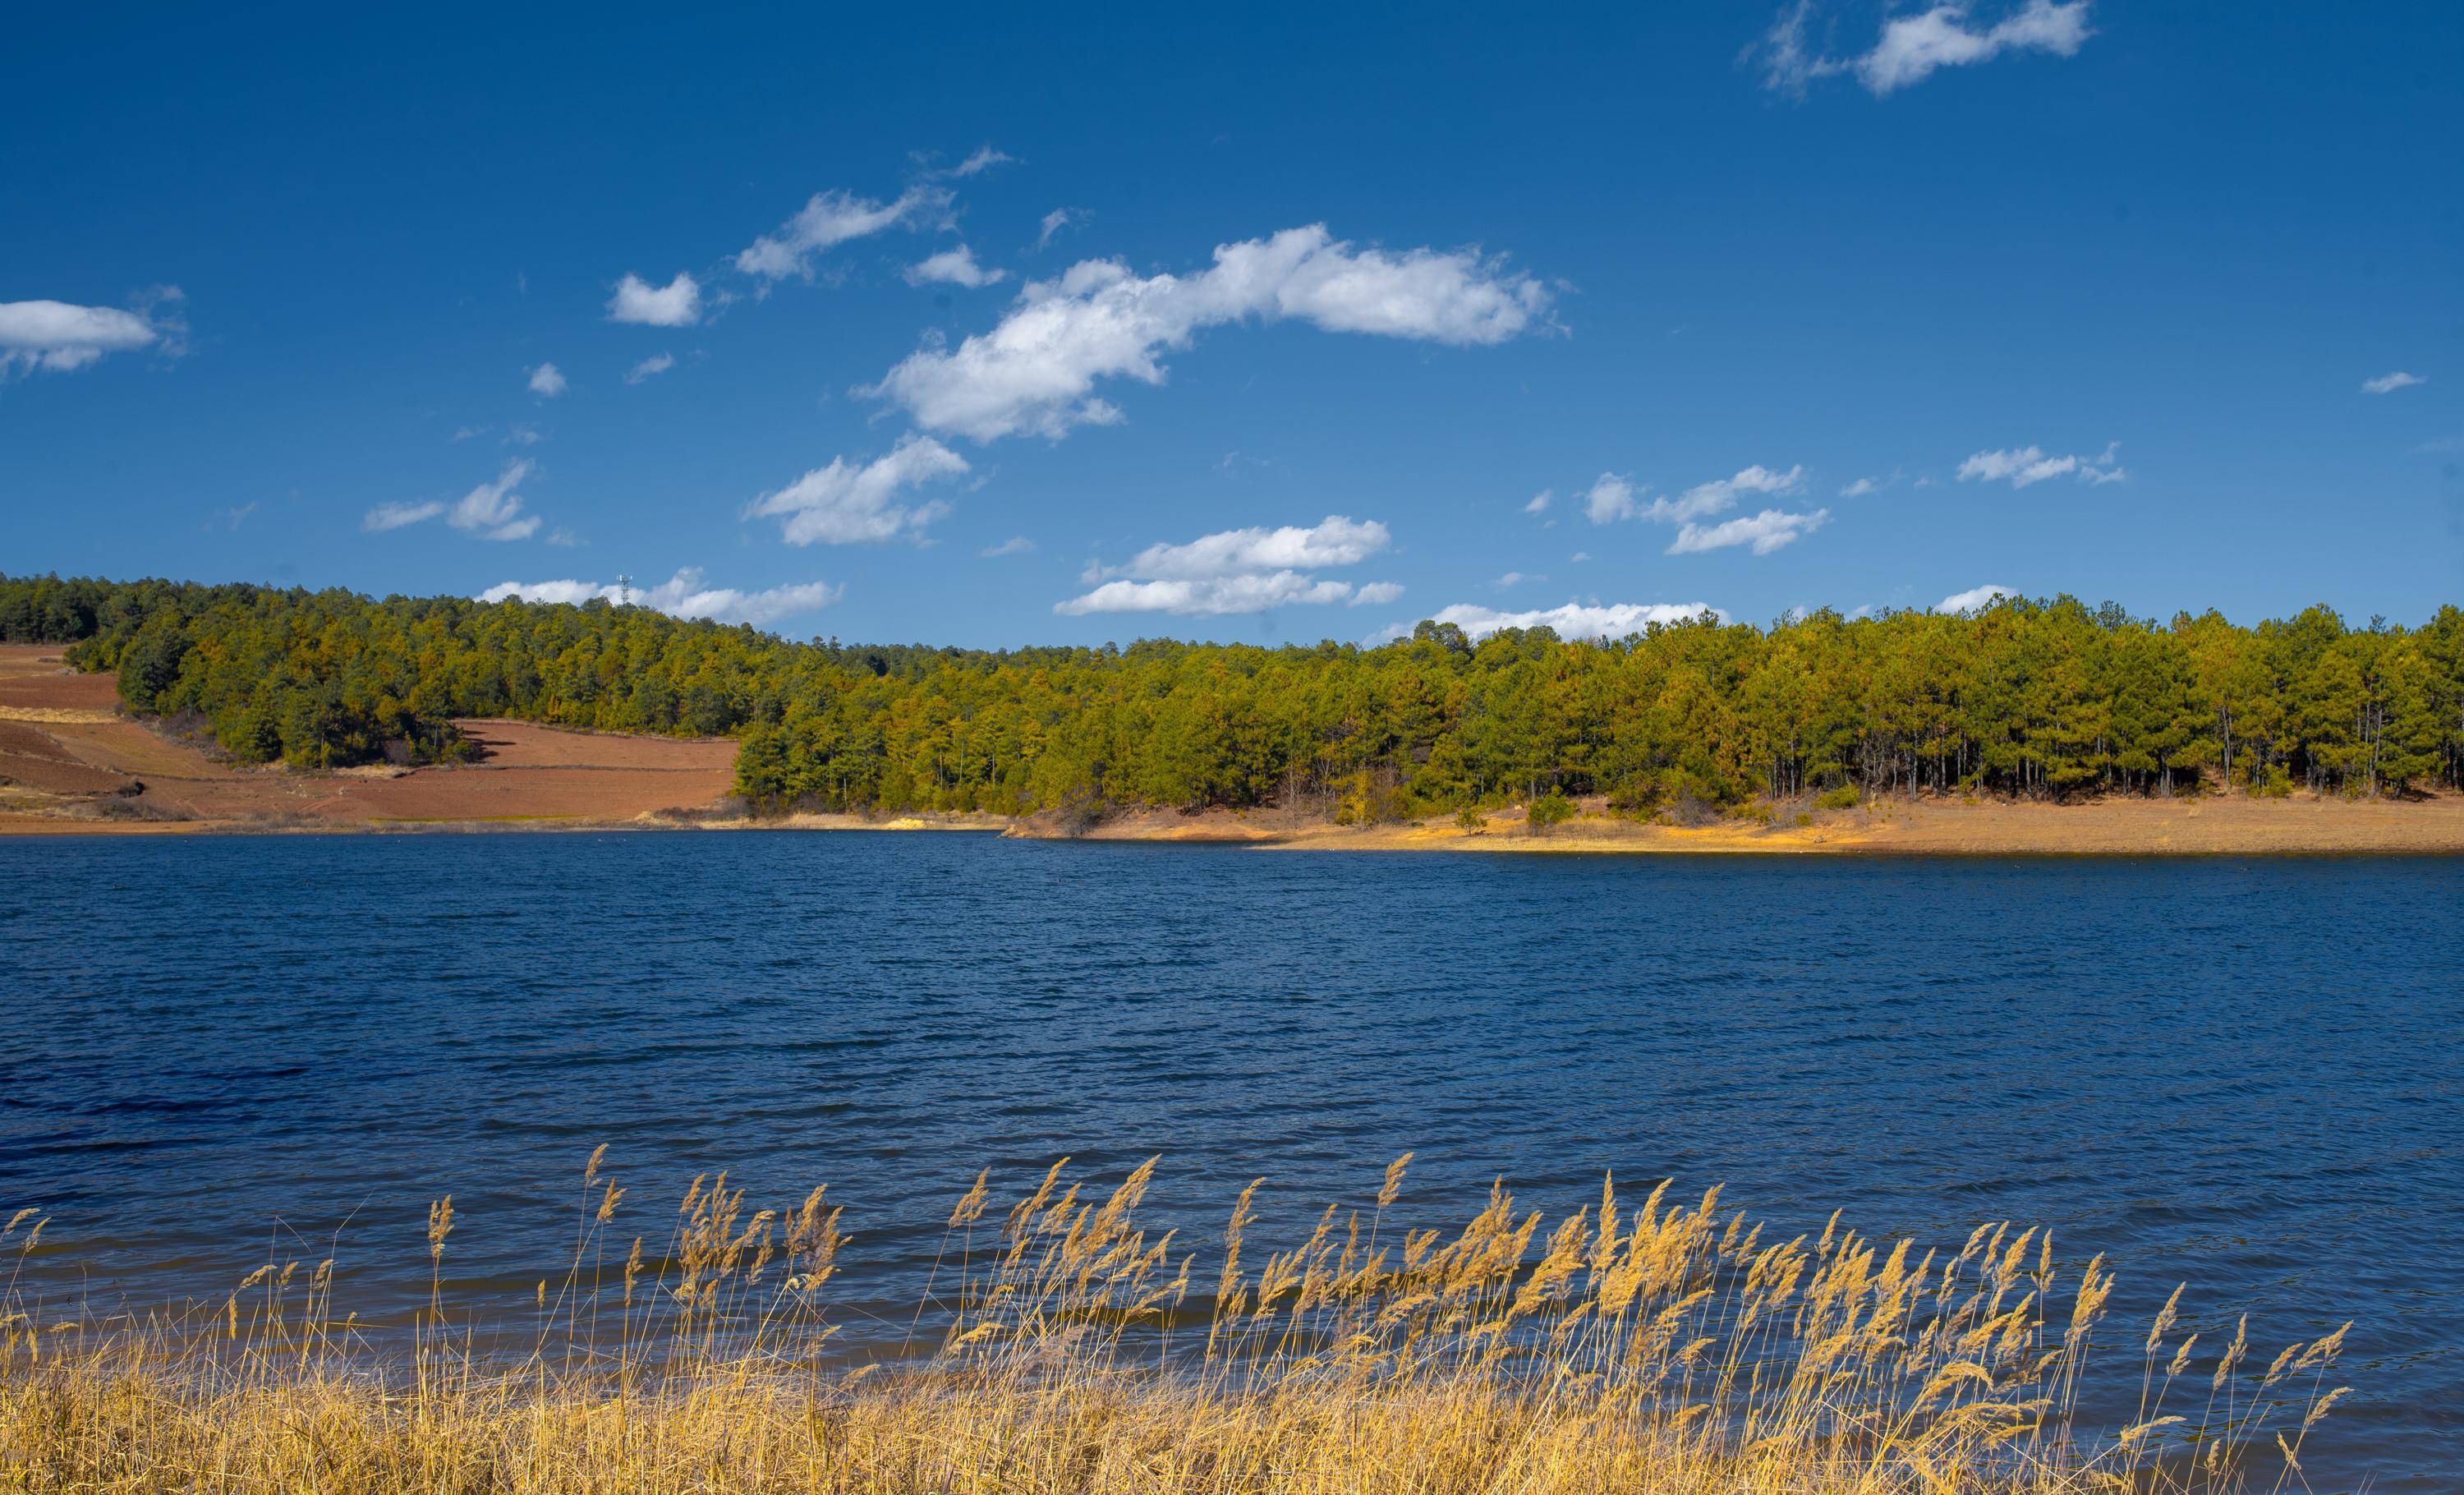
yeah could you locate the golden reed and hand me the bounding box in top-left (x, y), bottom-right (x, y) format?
top-left (0, 1153), bottom-right (2348, 1492)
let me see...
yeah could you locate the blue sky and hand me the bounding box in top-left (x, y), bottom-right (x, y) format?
top-left (4, 2), bottom-right (2458, 644)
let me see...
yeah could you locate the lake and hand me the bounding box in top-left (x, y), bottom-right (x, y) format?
top-left (2, 833), bottom-right (2458, 1487)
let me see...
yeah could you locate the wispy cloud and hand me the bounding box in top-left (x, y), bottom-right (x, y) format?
top-left (446, 458), bottom-right (543, 540)
top-left (1956, 440), bottom-right (2122, 488)
top-left (608, 272), bottom-right (702, 327)
top-left (736, 184), bottom-right (952, 281)
top-left (363, 459), bottom-right (544, 541)
top-left (744, 435), bottom-right (972, 546)
top-left (527, 361), bottom-right (568, 397)
top-left (1524, 490), bottom-right (1553, 515)
top-left (362, 500), bottom-right (444, 532)
top-left (1758, 0), bottom-right (2093, 98)
top-left (945, 145), bottom-right (1014, 178)
top-left (0, 288), bottom-right (185, 377)
top-left (1059, 516), bottom-right (1399, 616)
top-left (904, 245), bottom-right (1009, 289)
top-left (1669, 507), bottom-right (1830, 555)
top-left (2362, 370), bottom-right (2427, 395)
top-left (1586, 464), bottom-right (1806, 526)
top-left (1582, 474), bottom-right (1644, 524)
top-left (1580, 462), bottom-right (1825, 554)
top-left (1035, 208), bottom-right (1085, 250)
top-left (980, 536), bottom-right (1036, 558)
top-left (625, 352), bottom-right (676, 385)
top-left (870, 225), bottom-right (1551, 443)
top-left (477, 568), bottom-right (841, 628)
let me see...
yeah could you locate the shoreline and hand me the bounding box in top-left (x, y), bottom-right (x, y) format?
top-left (10, 798), bottom-right (2464, 857)
top-left (9, 646), bottom-right (2464, 855)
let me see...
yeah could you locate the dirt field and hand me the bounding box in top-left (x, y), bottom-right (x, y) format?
top-left (0, 646), bottom-right (739, 832)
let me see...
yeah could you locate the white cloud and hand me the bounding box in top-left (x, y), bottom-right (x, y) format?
top-left (1957, 445), bottom-right (2071, 485)
top-left (1059, 514), bottom-right (1398, 616)
top-left (867, 224), bottom-right (1551, 443)
top-left (1524, 490), bottom-right (1553, 515)
top-left (1060, 573), bottom-right (1359, 617)
top-left (735, 184), bottom-right (952, 280)
top-left (1586, 463), bottom-right (1804, 527)
top-left (448, 458), bottom-right (542, 540)
top-left (2361, 370), bottom-right (2426, 395)
top-left (1036, 208), bottom-right (1084, 250)
top-left (905, 245), bottom-right (1009, 289)
top-left (1937, 583), bottom-right (2019, 614)
top-left (981, 536), bottom-right (1036, 557)
top-left (527, 361), bottom-right (568, 397)
top-left (1575, 462), bottom-right (1823, 556)
top-left (364, 459), bottom-right (544, 540)
top-left (1956, 441), bottom-right (2122, 488)
top-left (625, 352), bottom-right (676, 384)
top-left (1755, 2), bottom-right (1832, 95)
top-left (1096, 515), bottom-right (1391, 581)
top-left (1413, 600), bottom-right (1718, 642)
top-left (505, 422), bottom-right (541, 446)
top-left (1759, 0), bottom-right (2093, 98)
top-left (948, 145), bottom-right (1014, 177)
top-left (477, 568), bottom-right (841, 628)
top-left (1839, 468), bottom-right (1900, 497)
top-left (1656, 462), bottom-right (1804, 522)
top-left (363, 500), bottom-right (444, 532)
top-left (1668, 506), bottom-right (1830, 555)
top-left (0, 291), bottom-right (182, 376)
top-left (1494, 571), bottom-right (1541, 587)
top-left (1858, 0), bottom-right (2091, 93)
top-left (1583, 473), bottom-right (1644, 524)
top-left (608, 272), bottom-right (702, 326)
top-left (745, 435), bottom-right (971, 546)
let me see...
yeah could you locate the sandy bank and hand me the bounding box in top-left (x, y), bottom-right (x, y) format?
top-left (1247, 796), bottom-right (2464, 855)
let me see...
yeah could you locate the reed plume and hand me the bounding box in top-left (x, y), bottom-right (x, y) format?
top-left (0, 1155), bottom-right (2349, 1493)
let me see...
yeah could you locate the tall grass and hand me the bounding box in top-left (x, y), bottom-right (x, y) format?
top-left (0, 1154), bottom-right (2349, 1493)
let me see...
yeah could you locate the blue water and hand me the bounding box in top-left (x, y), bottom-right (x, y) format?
top-left (2, 833), bottom-right (2458, 1486)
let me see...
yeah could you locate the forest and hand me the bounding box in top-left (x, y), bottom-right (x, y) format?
top-left (6, 572), bottom-right (2462, 816)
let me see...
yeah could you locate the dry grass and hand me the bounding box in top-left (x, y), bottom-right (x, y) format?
top-left (0, 1157), bottom-right (2349, 1493)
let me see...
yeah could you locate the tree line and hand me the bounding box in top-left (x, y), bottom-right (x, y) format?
top-left (7, 572), bottom-right (2462, 812)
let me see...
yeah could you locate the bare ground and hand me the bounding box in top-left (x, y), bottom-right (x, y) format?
top-left (0, 647), bottom-right (738, 832)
